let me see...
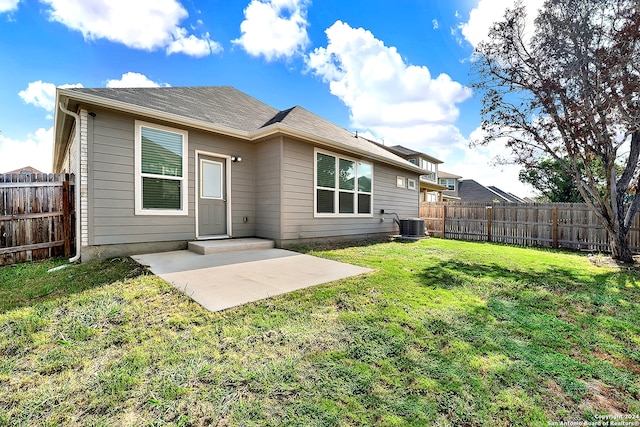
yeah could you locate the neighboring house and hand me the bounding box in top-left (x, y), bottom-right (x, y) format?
top-left (457, 179), bottom-right (526, 203)
top-left (4, 166), bottom-right (44, 174)
top-left (376, 144), bottom-right (447, 202)
top-left (53, 86), bottom-right (424, 261)
top-left (437, 170), bottom-right (462, 201)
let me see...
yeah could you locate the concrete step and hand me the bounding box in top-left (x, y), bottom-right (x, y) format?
top-left (188, 238), bottom-right (275, 255)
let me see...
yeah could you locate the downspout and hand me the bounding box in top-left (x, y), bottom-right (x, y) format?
top-left (58, 102), bottom-right (82, 262)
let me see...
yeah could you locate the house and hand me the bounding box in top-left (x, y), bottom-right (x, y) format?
top-left (457, 179), bottom-right (526, 203)
top-left (53, 86), bottom-right (424, 261)
top-left (437, 170), bottom-right (462, 201)
top-left (376, 144), bottom-right (447, 202)
top-left (4, 166), bottom-right (44, 174)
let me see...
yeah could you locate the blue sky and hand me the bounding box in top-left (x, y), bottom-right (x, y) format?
top-left (0, 0), bottom-right (543, 196)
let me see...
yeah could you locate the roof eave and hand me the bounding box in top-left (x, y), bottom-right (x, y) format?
top-left (420, 180), bottom-right (448, 191)
top-left (56, 88), bottom-right (253, 140)
top-left (54, 89), bottom-right (425, 175)
top-left (384, 145), bottom-right (443, 164)
top-left (252, 124), bottom-right (425, 174)
top-left (53, 91), bottom-right (74, 173)
top-left (421, 153), bottom-right (444, 164)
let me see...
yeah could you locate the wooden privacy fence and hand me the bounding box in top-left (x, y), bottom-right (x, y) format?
top-left (420, 201), bottom-right (640, 253)
top-left (0, 173), bottom-right (75, 265)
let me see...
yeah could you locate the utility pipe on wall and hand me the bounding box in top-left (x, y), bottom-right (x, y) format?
top-left (58, 102), bottom-right (81, 262)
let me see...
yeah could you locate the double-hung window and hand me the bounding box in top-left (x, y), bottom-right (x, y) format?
top-left (315, 150), bottom-right (372, 216)
top-left (421, 159), bottom-right (437, 182)
top-left (135, 121), bottom-right (188, 215)
top-left (439, 178), bottom-right (456, 191)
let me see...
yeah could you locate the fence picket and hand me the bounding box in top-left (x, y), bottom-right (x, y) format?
top-left (420, 201), bottom-right (639, 253)
top-left (0, 174), bottom-right (75, 265)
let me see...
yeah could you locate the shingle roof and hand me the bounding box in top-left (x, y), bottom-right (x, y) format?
top-left (488, 186), bottom-right (526, 203)
top-left (458, 179), bottom-right (521, 203)
top-left (70, 86), bottom-right (279, 133)
top-left (4, 166), bottom-right (44, 174)
top-left (386, 145), bottom-right (422, 156)
top-left (382, 145), bottom-right (443, 163)
top-left (56, 86), bottom-right (423, 174)
top-left (274, 106), bottom-right (412, 164)
top-left (438, 170), bottom-right (462, 179)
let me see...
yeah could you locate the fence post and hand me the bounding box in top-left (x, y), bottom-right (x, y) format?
top-left (552, 207), bottom-right (558, 249)
top-left (441, 204), bottom-right (446, 238)
top-left (486, 206), bottom-right (492, 242)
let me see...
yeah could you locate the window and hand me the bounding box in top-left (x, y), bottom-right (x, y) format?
top-left (421, 159), bottom-right (437, 182)
top-left (407, 178), bottom-right (417, 190)
top-left (439, 178), bottom-right (456, 191)
top-left (396, 176), bottom-right (405, 188)
top-left (135, 121), bottom-right (188, 215)
top-left (201, 160), bottom-right (223, 199)
top-left (316, 150), bottom-right (372, 216)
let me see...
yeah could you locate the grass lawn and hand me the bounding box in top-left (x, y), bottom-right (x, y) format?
top-left (0, 239), bottom-right (638, 426)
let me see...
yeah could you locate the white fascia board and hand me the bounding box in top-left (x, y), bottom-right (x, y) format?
top-left (57, 89), bottom-right (252, 141)
top-left (52, 91), bottom-right (65, 172)
top-left (486, 185), bottom-right (512, 202)
top-left (252, 123), bottom-right (426, 175)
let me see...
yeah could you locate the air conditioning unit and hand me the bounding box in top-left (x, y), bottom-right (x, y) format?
top-left (399, 218), bottom-right (425, 237)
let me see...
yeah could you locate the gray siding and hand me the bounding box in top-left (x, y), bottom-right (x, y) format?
top-left (79, 108), bottom-right (420, 253)
top-left (87, 109), bottom-right (256, 246)
top-left (58, 123), bottom-right (78, 175)
top-left (279, 139), bottom-right (419, 243)
top-left (189, 130), bottom-right (256, 238)
top-left (255, 137), bottom-right (282, 239)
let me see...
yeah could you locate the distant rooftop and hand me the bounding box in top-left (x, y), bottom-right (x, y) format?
top-left (4, 166), bottom-right (44, 175)
top-left (458, 179), bottom-right (526, 203)
top-left (380, 145), bottom-right (443, 164)
top-left (438, 170), bottom-right (462, 179)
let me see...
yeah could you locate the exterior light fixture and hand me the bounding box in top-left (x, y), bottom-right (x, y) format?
top-left (231, 156), bottom-right (242, 162)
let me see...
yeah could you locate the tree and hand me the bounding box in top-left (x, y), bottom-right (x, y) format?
top-left (518, 158), bottom-right (584, 202)
top-left (472, 0), bottom-right (640, 263)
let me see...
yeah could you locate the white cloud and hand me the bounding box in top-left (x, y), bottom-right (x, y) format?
top-left (458, 0), bottom-right (544, 48)
top-left (437, 126), bottom-right (537, 197)
top-left (166, 28), bottom-right (222, 57)
top-left (432, 19), bottom-right (439, 30)
top-left (233, 0), bottom-right (310, 61)
top-left (0, 127), bottom-right (53, 173)
top-left (306, 21), bottom-right (471, 149)
top-left (19, 81), bottom-right (83, 112)
top-left (10, 73), bottom-right (169, 173)
top-left (105, 72), bottom-right (170, 88)
top-left (305, 20), bottom-right (533, 197)
top-left (40, 0), bottom-right (221, 57)
top-left (0, 0), bottom-right (20, 13)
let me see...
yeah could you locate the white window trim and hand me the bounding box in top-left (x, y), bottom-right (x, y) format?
top-left (314, 148), bottom-right (373, 218)
top-left (407, 178), bottom-right (417, 190)
top-left (396, 176), bottom-right (406, 188)
top-left (135, 120), bottom-right (188, 216)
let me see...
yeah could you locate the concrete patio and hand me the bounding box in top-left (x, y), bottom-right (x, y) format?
top-left (132, 238), bottom-right (372, 313)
